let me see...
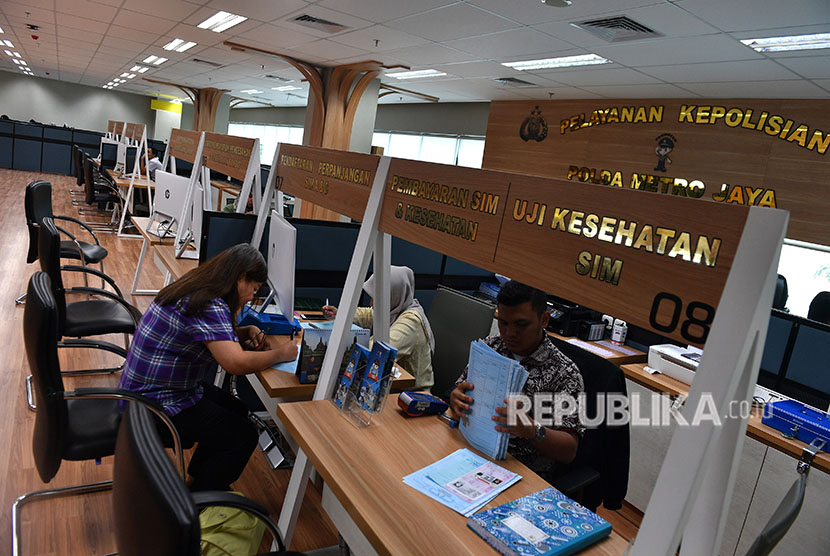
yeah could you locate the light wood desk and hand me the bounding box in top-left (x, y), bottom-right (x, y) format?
top-left (130, 216), bottom-right (175, 295)
top-left (621, 363), bottom-right (830, 474)
top-left (152, 244), bottom-right (197, 283)
top-left (547, 331), bottom-right (647, 365)
top-left (278, 396), bottom-right (629, 556)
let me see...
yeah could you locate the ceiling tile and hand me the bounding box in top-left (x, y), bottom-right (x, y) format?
top-left (55, 13), bottom-right (110, 35)
top-left (579, 82), bottom-right (698, 98)
top-left (234, 22), bottom-right (320, 50)
top-left (812, 79), bottom-right (830, 93)
top-left (0, 2), bottom-right (53, 24)
top-left (640, 59), bottom-right (801, 83)
top-left (777, 56), bottom-right (830, 79)
top-left (56, 0), bottom-right (119, 24)
top-left (112, 9), bottom-right (178, 34)
top-left (386, 43), bottom-right (476, 66)
top-left (538, 67), bottom-right (663, 87)
top-left (289, 38), bottom-right (370, 62)
top-left (593, 34), bottom-right (762, 66)
top-left (432, 60), bottom-right (515, 79)
top-left (447, 27), bottom-right (574, 60)
top-left (473, 0), bottom-right (664, 25)
top-left (204, 0), bottom-right (310, 22)
top-left (317, 0), bottom-right (457, 24)
top-left (121, 0), bottom-right (203, 21)
top-left (385, 3), bottom-right (519, 43)
top-left (270, 4), bottom-right (374, 38)
top-left (679, 0), bottom-right (830, 33)
top-left (57, 27), bottom-right (105, 46)
top-left (331, 24), bottom-right (429, 52)
top-left (676, 79), bottom-right (829, 98)
top-left (163, 22), bottom-right (231, 46)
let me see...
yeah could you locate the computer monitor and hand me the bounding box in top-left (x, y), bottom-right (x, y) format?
top-left (125, 145), bottom-right (138, 174)
top-left (777, 318), bottom-right (830, 410)
top-left (267, 210), bottom-right (296, 318)
top-left (152, 170), bottom-right (189, 222)
top-left (198, 211), bottom-right (270, 265)
top-left (101, 142), bottom-right (118, 168)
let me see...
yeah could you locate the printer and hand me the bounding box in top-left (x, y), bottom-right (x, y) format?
top-left (647, 344), bottom-right (703, 384)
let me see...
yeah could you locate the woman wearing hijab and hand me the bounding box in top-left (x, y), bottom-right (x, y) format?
top-left (322, 265), bottom-right (435, 390)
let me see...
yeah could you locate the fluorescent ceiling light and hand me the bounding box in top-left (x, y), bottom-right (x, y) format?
top-left (163, 38), bottom-right (197, 52)
top-left (120, 72), bottom-right (130, 77)
top-left (197, 11), bottom-right (247, 33)
top-left (137, 66), bottom-right (150, 73)
top-left (741, 32), bottom-right (830, 53)
top-left (19, 60), bottom-right (27, 65)
top-left (143, 55), bottom-right (158, 63)
top-left (3, 40), bottom-right (13, 48)
top-left (153, 57), bottom-right (167, 65)
top-left (3, 50), bottom-right (11, 56)
top-left (386, 69), bottom-right (447, 80)
top-left (240, 89), bottom-right (262, 94)
top-left (502, 53), bottom-right (611, 70)
top-left (13, 52), bottom-right (21, 57)
top-left (12, 59), bottom-right (20, 65)
top-left (130, 65), bottom-right (141, 71)
top-left (272, 85), bottom-right (301, 91)
top-left (0, 26), bottom-right (4, 33)
top-left (125, 73), bottom-right (136, 78)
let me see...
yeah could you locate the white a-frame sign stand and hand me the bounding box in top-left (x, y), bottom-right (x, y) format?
top-left (117, 123), bottom-right (152, 238)
top-left (173, 132), bottom-right (208, 265)
top-left (268, 144), bottom-right (788, 554)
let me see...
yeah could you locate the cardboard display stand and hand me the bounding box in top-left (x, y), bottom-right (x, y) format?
top-left (270, 144), bottom-right (788, 555)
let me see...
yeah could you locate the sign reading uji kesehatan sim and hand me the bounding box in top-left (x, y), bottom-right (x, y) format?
top-left (483, 99), bottom-right (830, 246)
top-left (168, 128), bottom-right (201, 163)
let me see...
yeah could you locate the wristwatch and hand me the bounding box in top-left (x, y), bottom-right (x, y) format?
top-left (533, 421), bottom-right (546, 442)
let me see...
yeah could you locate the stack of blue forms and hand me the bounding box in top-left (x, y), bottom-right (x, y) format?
top-left (460, 340), bottom-right (529, 460)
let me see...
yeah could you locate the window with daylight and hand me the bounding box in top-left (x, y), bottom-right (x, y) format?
top-left (372, 132), bottom-right (485, 168)
top-left (228, 123), bottom-right (304, 164)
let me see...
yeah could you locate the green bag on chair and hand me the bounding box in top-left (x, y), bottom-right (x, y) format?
top-left (199, 493), bottom-right (266, 556)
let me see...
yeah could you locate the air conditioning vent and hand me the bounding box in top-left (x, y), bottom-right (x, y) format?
top-left (291, 14), bottom-right (349, 34)
top-left (493, 77), bottom-right (536, 87)
top-left (190, 58), bottom-right (224, 68)
top-left (570, 16), bottom-right (662, 42)
top-left (262, 74), bottom-right (294, 82)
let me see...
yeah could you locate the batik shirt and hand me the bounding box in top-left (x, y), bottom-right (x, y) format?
top-left (119, 298), bottom-right (238, 416)
top-left (456, 334), bottom-right (585, 482)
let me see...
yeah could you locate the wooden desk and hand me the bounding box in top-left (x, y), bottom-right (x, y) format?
top-left (621, 363), bottom-right (830, 474)
top-left (548, 332), bottom-right (647, 365)
top-left (130, 216), bottom-right (175, 295)
top-left (256, 364), bottom-right (415, 399)
top-left (211, 180), bottom-right (241, 211)
top-left (278, 396), bottom-right (629, 556)
top-left (152, 244), bottom-right (197, 283)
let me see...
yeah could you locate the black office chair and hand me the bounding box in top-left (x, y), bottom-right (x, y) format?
top-left (807, 291), bottom-right (830, 325)
top-left (772, 274), bottom-right (789, 311)
top-left (547, 336), bottom-right (630, 512)
top-left (427, 286), bottom-right (496, 400)
top-left (70, 144), bottom-right (86, 194)
top-left (25, 217), bottom-right (141, 409)
top-left (114, 402), bottom-right (303, 556)
top-left (76, 154), bottom-right (121, 229)
top-left (13, 271), bottom-right (183, 556)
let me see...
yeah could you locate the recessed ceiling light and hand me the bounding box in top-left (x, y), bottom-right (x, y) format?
top-left (386, 69), bottom-right (447, 80)
top-left (271, 85), bottom-right (301, 91)
top-left (130, 65), bottom-right (141, 71)
top-left (137, 66), bottom-right (150, 73)
top-left (197, 11), bottom-right (247, 33)
top-left (12, 59), bottom-right (21, 65)
top-left (126, 73), bottom-right (136, 78)
top-left (240, 89), bottom-right (262, 94)
top-left (3, 40), bottom-right (13, 48)
top-left (501, 53), bottom-right (611, 70)
top-left (741, 32), bottom-right (830, 53)
top-left (163, 38), bottom-right (198, 52)
top-left (19, 60), bottom-right (27, 66)
top-left (120, 72), bottom-right (130, 77)
top-left (0, 26), bottom-right (4, 34)
top-left (3, 50), bottom-right (11, 56)
top-left (13, 52), bottom-right (21, 57)
top-left (143, 55), bottom-right (158, 64)
top-left (153, 57), bottom-right (168, 65)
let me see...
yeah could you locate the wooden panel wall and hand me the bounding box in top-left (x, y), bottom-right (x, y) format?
top-left (483, 99), bottom-right (830, 246)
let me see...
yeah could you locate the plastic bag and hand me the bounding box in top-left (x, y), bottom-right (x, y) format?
top-left (199, 493), bottom-right (266, 556)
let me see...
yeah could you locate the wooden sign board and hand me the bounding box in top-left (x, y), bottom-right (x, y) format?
top-left (111, 120), bottom-right (125, 135)
top-left (169, 128), bottom-right (201, 163)
top-left (378, 159), bottom-right (752, 346)
top-left (107, 120), bottom-right (118, 134)
top-left (484, 99), bottom-right (830, 246)
top-left (277, 144), bottom-right (379, 222)
top-left (378, 158), bottom-right (509, 272)
top-left (202, 132), bottom-right (256, 182)
top-left (124, 123), bottom-right (140, 141)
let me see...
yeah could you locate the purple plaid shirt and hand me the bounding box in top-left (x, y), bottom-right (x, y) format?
top-left (120, 298), bottom-right (238, 416)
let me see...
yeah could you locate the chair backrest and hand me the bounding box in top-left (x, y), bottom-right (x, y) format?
top-left (82, 155), bottom-right (96, 205)
top-left (24, 180), bottom-right (54, 264)
top-left (546, 336), bottom-right (630, 511)
top-left (37, 217), bottom-right (68, 327)
top-left (73, 145), bottom-right (85, 185)
top-left (808, 291), bottom-right (830, 325)
top-left (427, 286), bottom-right (495, 399)
top-left (772, 274), bottom-right (789, 310)
top-left (23, 271), bottom-right (68, 483)
top-left (113, 402), bottom-right (201, 556)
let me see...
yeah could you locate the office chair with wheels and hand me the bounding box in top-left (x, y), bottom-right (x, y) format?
top-left (24, 217), bottom-right (142, 409)
top-left (427, 286), bottom-right (496, 400)
top-left (547, 336), bottom-right (630, 512)
top-left (807, 291), bottom-right (830, 325)
top-left (12, 271), bottom-right (183, 556)
top-left (114, 402), bottom-right (304, 556)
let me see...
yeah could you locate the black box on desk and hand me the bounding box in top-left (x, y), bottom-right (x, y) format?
top-left (578, 320), bottom-right (605, 342)
top-left (547, 301), bottom-right (594, 337)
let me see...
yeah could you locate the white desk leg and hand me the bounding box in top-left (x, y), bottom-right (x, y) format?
top-left (278, 450), bottom-right (312, 548)
top-left (321, 484), bottom-right (378, 556)
top-left (131, 238), bottom-right (160, 295)
top-left (243, 375), bottom-right (298, 453)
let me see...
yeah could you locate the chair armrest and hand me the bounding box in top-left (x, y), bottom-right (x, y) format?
top-left (66, 286), bottom-right (140, 326)
top-left (53, 215), bottom-right (102, 246)
top-left (57, 387), bottom-right (185, 478)
top-left (54, 225), bottom-right (86, 264)
top-left (191, 491), bottom-right (286, 552)
top-left (61, 265), bottom-right (123, 297)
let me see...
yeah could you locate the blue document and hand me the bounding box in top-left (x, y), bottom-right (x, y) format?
top-left (402, 448), bottom-right (521, 517)
top-left (270, 344), bottom-right (301, 374)
top-left (460, 340), bottom-right (529, 460)
top-left (468, 487), bottom-right (612, 556)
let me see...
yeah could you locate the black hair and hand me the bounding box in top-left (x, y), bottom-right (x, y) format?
top-left (496, 280), bottom-right (547, 316)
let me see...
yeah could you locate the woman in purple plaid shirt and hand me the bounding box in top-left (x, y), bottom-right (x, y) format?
top-left (120, 244), bottom-right (298, 491)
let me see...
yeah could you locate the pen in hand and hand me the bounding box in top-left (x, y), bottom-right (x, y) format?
top-left (439, 413), bottom-right (458, 428)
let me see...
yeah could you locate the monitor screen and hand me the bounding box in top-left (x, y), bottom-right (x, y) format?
top-left (124, 145), bottom-right (138, 174)
top-left (101, 142), bottom-right (118, 168)
top-left (759, 311), bottom-right (794, 377)
top-left (199, 211), bottom-right (270, 265)
top-left (778, 319), bottom-right (830, 410)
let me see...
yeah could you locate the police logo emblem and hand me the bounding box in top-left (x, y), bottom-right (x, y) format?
top-left (520, 106), bottom-right (548, 142)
